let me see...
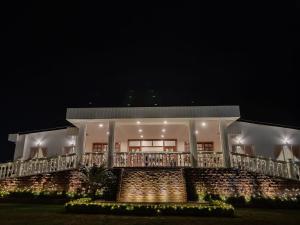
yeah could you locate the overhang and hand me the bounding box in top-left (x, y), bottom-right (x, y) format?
top-left (66, 106), bottom-right (240, 121)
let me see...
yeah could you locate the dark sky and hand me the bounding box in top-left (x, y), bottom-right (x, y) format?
top-left (1, 2), bottom-right (300, 162)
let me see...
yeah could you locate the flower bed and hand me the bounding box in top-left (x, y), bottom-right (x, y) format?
top-left (65, 198), bottom-right (235, 217)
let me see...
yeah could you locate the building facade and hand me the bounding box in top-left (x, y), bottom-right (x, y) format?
top-left (1, 106), bottom-right (300, 181)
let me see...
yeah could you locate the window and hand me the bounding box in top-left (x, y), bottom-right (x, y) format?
top-left (30, 147), bottom-right (47, 159)
top-left (197, 142), bottom-right (214, 151)
top-left (92, 143), bottom-right (107, 153)
top-left (232, 144), bottom-right (254, 155)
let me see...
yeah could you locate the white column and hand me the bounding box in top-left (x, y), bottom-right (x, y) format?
top-left (107, 120), bottom-right (115, 168)
top-left (76, 124), bottom-right (87, 167)
top-left (219, 120), bottom-right (231, 168)
top-left (189, 120), bottom-right (198, 168)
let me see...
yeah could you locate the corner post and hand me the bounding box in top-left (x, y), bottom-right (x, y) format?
top-left (76, 124), bottom-right (87, 167)
top-left (189, 120), bottom-right (198, 168)
top-left (219, 120), bottom-right (231, 168)
top-left (107, 120), bottom-right (115, 168)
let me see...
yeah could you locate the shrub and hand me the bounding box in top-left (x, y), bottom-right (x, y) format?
top-left (0, 190), bottom-right (85, 204)
top-left (225, 196), bottom-right (247, 207)
top-left (65, 198), bottom-right (235, 217)
top-left (224, 195), bottom-right (300, 209)
top-left (78, 165), bottom-right (118, 200)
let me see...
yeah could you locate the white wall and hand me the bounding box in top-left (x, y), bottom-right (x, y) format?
top-left (227, 121), bottom-right (300, 159)
top-left (20, 128), bottom-right (75, 160)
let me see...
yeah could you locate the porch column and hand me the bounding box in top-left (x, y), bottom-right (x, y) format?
top-left (107, 120), bottom-right (115, 168)
top-left (189, 120), bottom-right (198, 168)
top-left (76, 124), bottom-right (87, 167)
top-left (219, 120), bottom-right (231, 168)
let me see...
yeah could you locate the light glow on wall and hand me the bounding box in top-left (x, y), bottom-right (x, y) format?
top-left (136, 121), bottom-right (141, 125)
top-left (163, 120), bottom-right (168, 124)
top-left (282, 137), bottom-right (290, 145)
top-left (98, 123), bottom-right (103, 128)
top-left (235, 136), bottom-right (244, 145)
top-left (35, 139), bottom-right (43, 147)
top-left (138, 129), bottom-right (143, 133)
top-left (162, 128), bottom-right (166, 133)
top-left (201, 122), bottom-right (207, 127)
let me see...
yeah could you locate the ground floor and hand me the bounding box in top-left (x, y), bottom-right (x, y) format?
top-left (1, 203), bottom-right (300, 225)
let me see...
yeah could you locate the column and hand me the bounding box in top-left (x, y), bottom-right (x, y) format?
top-left (219, 120), bottom-right (231, 168)
top-left (287, 159), bottom-right (295, 179)
top-left (189, 120), bottom-right (198, 168)
top-left (107, 120), bottom-right (115, 168)
top-left (76, 124), bottom-right (87, 167)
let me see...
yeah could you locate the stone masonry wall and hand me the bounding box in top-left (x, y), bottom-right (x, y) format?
top-left (0, 170), bottom-right (85, 193)
top-left (185, 168), bottom-right (300, 200)
top-left (1, 168), bottom-right (300, 202)
top-left (118, 168), bottom-right (187, 202)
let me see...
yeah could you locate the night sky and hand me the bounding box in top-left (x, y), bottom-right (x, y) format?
top-left (1, 2), bottom-right (300, 162)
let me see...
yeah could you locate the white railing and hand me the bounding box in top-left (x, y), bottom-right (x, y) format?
top-left (197, 151), bottom-right (224, 168)
top-left (231, 152), bottom-right (300, 180)
top-left (114, 152), bottom-right (191, 167)
top-left (0, 153), bottom-right (77, 180)
top-left (82, 152), bottom-right (106, 167)
top-left (1, 151), bottom-right (299, 181)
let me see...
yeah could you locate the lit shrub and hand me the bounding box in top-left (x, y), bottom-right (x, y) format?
top-left (65, 198), bottom-right (235, 217)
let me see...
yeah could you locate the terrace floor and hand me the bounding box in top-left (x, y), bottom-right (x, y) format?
top-left (0, 203), bottom-right (300, 225)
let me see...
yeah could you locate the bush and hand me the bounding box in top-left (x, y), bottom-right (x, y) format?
top-left (65, 198), bottom-right (235, 217)
top-left (0, 190), bottom-right (85, 204)
top-left (224, 195), bottom-right (300, 209)
top-left (225, 196), bottom-right (247, 207)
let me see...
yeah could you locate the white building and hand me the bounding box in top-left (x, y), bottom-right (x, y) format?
top-left (1, 106), bottom-right (300, 180)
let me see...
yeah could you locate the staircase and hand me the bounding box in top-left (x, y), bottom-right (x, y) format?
top-left (118, 168), bottom-right (187, 202)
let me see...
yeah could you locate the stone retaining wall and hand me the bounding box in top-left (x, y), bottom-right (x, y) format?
top-left (118, 168), bottom-right (187, 202)
top-left (185, 168), bottom-right (300, 200)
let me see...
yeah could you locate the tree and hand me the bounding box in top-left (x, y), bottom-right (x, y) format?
top-left (79, 165), bottom-right (117, 200)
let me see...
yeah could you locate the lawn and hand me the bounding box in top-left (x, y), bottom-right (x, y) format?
top-left (0, 203), bottom-right (300, 225)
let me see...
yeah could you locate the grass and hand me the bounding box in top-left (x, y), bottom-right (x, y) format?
top-left (0, 203), bottom-right (300, 225)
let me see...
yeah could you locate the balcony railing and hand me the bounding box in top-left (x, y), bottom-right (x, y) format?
top-left (231, 152), bottom-right (300, 180)
top-left (0, 153), bottom-right (77, 180)
top-left (82, 152), bottom-right (106, 167)
top-left (197, 151), bottom-right (224, 168)
top-left (114, 152), bottom-right (191, 167)
top-left (1, 151), bottom-right (300, 181)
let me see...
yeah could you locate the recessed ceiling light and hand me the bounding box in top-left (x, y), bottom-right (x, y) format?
top-left (98, 123), bottom-right (103, 128)
top-left (136, 121), bottom-right (141, 125)
top-left (138, 129), bottom-right (143, 133)
top-left (201, 122), bottom-right (207, 127)
top-left (162, 128), bottom-right (166, 133)
top-left (163, 121), bottom-right (168, 124)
